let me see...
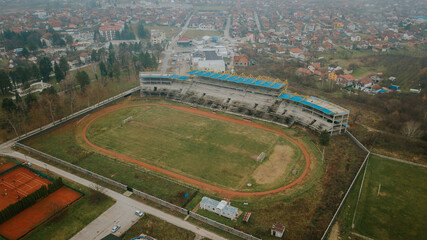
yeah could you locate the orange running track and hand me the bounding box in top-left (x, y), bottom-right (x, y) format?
top-left (82, 104), bottom-right (311, 198)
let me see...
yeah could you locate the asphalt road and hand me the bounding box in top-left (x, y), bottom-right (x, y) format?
top-left (160, 13), bottom-right (193, 73)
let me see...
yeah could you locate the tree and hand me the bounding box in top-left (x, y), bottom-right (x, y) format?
top-left (22, 47), bottom-right (30, 58)
top-left (30, 63), bottom-right (41, 81)
top-left (59, 56), bottom-right (69, 75)
top-left (401, 121), bottom-right (423, 138)
top-left (319, 130), bottom-right (330, 146)
top-left (76, 70), bottom-right (90, 91)
top-left (137, 22), bottom-right (149, 39)
top-left (2, 98), bottom-right (16, 113)
top-left (99, 61), bottom-right (108, 78)
top-left (65, 35), bottom-right (73, 44)
top-left (39, 57), bottom-right (52, 82)
top-left (91, 49), bottom-right (98, 62)
top-left (54, 62), bottom-right (65, 83)
top-left (0, 70), bottom-right (11, 95)
top-left (24, 93), bottom-right (38, 110)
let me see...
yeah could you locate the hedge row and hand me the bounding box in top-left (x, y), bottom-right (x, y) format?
top-left (0, 177), bottom-right (64, 224)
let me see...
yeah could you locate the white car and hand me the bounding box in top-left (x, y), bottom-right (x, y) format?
top-left (135, 210), bottom-right (144, 217)
top-left (112, 225), bottom-right (120, 233)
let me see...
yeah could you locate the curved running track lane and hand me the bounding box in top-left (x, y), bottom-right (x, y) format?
top-left (82, 104), bottom-right (311, 198)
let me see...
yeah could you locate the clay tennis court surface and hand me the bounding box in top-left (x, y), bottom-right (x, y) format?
top-left (0, 167), bottom-right (51, 211)
top-left (0, 186), bottom-right (82, 240)
top-left (82, 103), bottom-right (312, 199)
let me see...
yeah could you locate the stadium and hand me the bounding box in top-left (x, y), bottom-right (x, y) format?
top-left (140, 70), bottom-right (350, 135)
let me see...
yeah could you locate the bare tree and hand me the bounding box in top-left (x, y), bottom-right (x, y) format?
top-left (401, 121), bottom-right (423, 138)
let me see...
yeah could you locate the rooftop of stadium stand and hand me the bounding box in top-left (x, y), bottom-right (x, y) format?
top-left (279, 93), bottom-right (349, 115)
top-left (188, 70), bottom-right (286, 90)
top-left (139, 72), bottom-right (190, 80)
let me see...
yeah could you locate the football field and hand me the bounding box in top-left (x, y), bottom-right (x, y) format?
top-left (84, 104), bottom-right (306, 193)
top-left (339, 155), bottom-right (427, 239)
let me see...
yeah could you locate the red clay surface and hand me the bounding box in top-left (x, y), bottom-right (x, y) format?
top-left (0, 186), bottom-right (82, 240)
top-left (0, 162), bottom-right (16, 174)
top-left (0, 167), bottom-right (52, 211)
top-left (82, 104), bottom-right (311, 198)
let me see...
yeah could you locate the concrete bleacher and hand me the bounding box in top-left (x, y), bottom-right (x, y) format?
top-left (139, 71), bottom-right (350, 134)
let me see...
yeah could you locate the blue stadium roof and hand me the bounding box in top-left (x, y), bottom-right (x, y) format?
top-left (187, 70), bottom-right (285, 90)
top-left (278, 93), bottom-right (348, 115)
top-left (139, 73), bottom-right (189, 81)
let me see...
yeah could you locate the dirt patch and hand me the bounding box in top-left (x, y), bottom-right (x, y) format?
top-left (328, 223), bottom-right (340, 240)
top-left (252, 145), bottom-right (294, 185)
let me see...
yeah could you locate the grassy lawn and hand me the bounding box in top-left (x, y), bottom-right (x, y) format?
top-left (121, 214), bottom-right (196, 240)
top-left (336, 155), bottom-right (427, 239)
top-left (144, 24), bottom-right (181, 38)
top-left (86, 104), bottom-right (303, 191)
top-left (183, 29), bottom-right (224, 39)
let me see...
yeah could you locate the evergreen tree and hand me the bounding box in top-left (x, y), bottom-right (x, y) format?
top-left (59, 56), bottom-right (69, 74)
top-left (54, 62), bottom-right (65, 83)
top-left (76, 70), bottom-right (90, 91)
top-left (39, 57), bottom-right (53, 82)
top-left (99, 61), bottom-right (108, 77)
top-left (0, 70), bottom-right (11, 95)
top-left (319, 130), bottom-right (330, 146)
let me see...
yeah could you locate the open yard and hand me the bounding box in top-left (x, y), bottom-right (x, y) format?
top-left (336, 155), bottom-right (427, 239)
top-left (183, 29), bottom-right (224, 39)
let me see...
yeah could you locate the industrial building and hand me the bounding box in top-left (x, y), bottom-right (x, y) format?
top-left (139, 70), bottom-right (349, 135)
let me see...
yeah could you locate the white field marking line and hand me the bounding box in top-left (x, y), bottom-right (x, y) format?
top-left (351, 157), bottom-right (370, 229)
top-left (351, 232), bottom-right (375, 240)
top-left (1, 181), bottom-right (28, 195)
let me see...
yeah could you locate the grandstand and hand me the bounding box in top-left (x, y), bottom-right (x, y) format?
top-left (139, 71), bottom-right (349, 135)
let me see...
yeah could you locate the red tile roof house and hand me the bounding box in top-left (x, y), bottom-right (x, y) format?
top-left (337, 74), bottom-right (355, 87)
top-left (290, 48), bottom-right (305, 61)
top-left (234, 54), bottom-right (249, 66)
top-left (355, 77), bottom-right (373, 89)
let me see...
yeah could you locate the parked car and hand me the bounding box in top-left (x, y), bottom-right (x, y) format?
top-left (112, 225), bottom-right (120, 233)
top-left (135, 210), bottom-right (144, 217)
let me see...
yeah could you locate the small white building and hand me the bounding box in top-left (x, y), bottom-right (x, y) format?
top-left (271, 222), bottom-right (286, 238)
top-left (200, 197), bottom-right (239, 220)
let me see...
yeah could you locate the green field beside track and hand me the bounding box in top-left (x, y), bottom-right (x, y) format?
top-left (337, 155), bottom-right (427, 240)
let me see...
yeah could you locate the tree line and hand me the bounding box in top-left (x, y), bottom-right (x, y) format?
top-left (0, 177), bottom-right (64, 224)
top-left (1, 42), bottom-right (158, 142)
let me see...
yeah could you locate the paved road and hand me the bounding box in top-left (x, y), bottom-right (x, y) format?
top-left (224, 14), bottom-right (235, 73)
top-left (254, 11), bottom-right (262, 33)
top-left (160, 12), bottom-right (193, 73)
top-left (2, 150), bottom-right (227, 240)
top-left (71, 202), bottom-right (140, 240)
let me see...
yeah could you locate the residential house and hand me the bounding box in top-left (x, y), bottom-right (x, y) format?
top-left (234, 54), bottom-right (249, 66)
top-left (289, 48), bottom-right (305, 61)
top-left (337, 74), bottom-right (355, 86)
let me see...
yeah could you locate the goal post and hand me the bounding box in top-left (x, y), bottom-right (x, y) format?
top-left (257, 152), bottom-right (266, 163)
top-left (122, 116), bottom-right (133, 125)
